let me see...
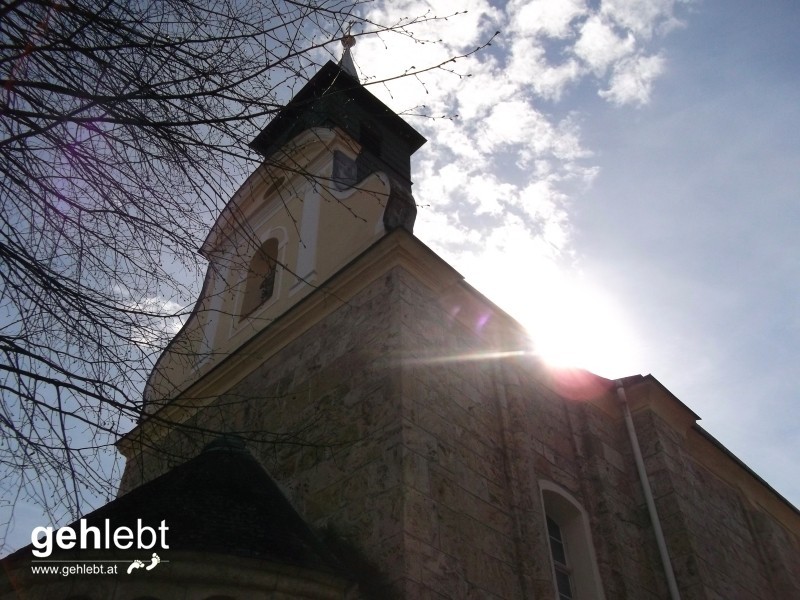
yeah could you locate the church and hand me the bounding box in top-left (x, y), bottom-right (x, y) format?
top-left (2, 39), bottom-right (799, 600)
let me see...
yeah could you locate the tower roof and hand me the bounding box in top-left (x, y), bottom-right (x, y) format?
top-left (249, 61), bottom-right (426, 161)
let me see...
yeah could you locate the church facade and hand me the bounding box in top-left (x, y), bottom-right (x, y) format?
top-left (3, 58), bottom-right (799, 600)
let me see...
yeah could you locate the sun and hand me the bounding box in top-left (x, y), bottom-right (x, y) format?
top-left (428, 224), bottom-right (640, 379)
top-left (518, 275), bottom-right (639, 378)
top-left (462, 252), bottom-right (639, 379)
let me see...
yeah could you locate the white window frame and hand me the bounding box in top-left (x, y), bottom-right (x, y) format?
top-left (540, 480), bottom-right (605, 600)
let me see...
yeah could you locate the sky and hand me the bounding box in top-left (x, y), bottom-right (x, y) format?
top-left (354, 0), bottom-right (800, 507)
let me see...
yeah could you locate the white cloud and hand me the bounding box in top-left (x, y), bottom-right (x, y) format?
top-left (449, 62), bottom-right (516, 120)
top-left (473, 100), bottom-right (589, 166)
top-left (383, 0), bottom-right (501, 51)
top-left (416, 160), bottom-right (506, 217)
top-left (463, 174), bottom-right (515, 216)
top-left (507, 0), bottom-right (588, 38)
top-left (521, 114), bottom-right (590, 164)
top-left (506, 37), bottom-right (583, 101)
top-left (602, 0), bottom-right (686, 39)
top-left (574, 15), bottom-right (636, 75)
top-left (355, 0), bottom-right (686, 311)
top-left (422, 118), bottom-right (484, 163)
top-left (599, 53), bottom-right (665, 105)
top-left (477, 100), bottom-right (546, 151)
top-left (413, 200), bottom-right (484, 254)
top-left (127, 296), bottom-right (186, 346)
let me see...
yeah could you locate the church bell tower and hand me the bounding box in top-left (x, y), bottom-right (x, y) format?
top-left (138, 48), bottom-right (426, 410)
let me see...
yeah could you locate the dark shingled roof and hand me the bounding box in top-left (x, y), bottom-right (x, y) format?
top-left (3, 437), bottom-right (342, 572)
top-left (250, 61), bottom-right (426, 161)
top-left (248, 60), bottom-right (425, 234)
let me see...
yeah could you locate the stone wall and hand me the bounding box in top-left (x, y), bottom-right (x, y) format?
top-left (631, 405), bottom-right (800, 599)
top-left (120, 257), bottom-right (800, 599)
top-left (394, 266), bottom-right (523, 598)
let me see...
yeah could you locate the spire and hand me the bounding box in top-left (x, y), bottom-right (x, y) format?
top-left (339, 26), bottom-right (359, 82)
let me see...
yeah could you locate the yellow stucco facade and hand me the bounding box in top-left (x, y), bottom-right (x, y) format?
top-left (145, 127), bottom-right (392, 410)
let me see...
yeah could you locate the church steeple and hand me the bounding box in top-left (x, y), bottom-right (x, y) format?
top-left (249, 59), bottom-right (425, 232)
top-left (338, 28), bottom-right (359, 81)
top-left (140, 57), bottom-right (426, 407)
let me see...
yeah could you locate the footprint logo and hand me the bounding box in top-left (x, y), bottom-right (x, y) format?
top-left (145, 553), bottom-right (161, 571)
top-left (127, 553), bottom-right (161, 574)
top-left (126, 560), bottom-right (144, 575)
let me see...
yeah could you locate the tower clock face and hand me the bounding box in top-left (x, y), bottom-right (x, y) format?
top-left (332, 150), bottom-right (357, 190)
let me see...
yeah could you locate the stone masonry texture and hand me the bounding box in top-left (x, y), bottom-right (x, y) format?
top-left (121, 262), bottom-right (800, 599)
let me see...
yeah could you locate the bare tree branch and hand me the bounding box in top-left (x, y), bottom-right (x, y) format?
top-left (0, 0), bottom-right (490, 549)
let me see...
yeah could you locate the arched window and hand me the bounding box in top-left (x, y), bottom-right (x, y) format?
top-left (547, 513), bottom-right (574, 599)
top-left (540, 481), bottom-right (605, 600)
top-left (241, 237), bottom-right (279, 317)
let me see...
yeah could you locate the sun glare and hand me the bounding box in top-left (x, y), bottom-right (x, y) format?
top-left (461, 251), bottom-right (639, 379)
top-left (520, 275), bottom-right (638, 378)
